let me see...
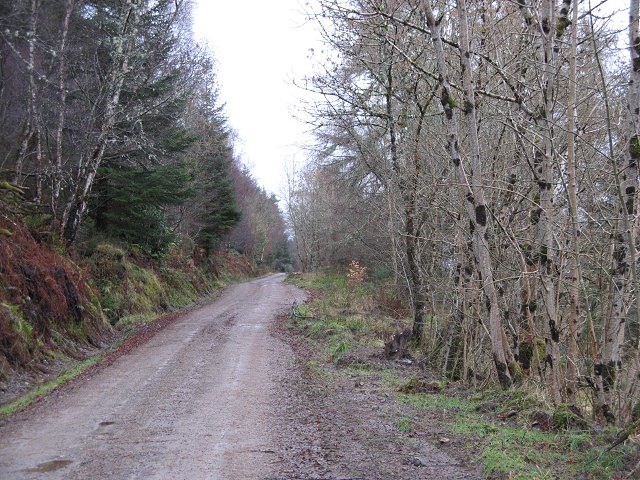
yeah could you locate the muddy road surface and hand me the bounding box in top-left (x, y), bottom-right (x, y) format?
top-left (0, 274), bottom-right (305, 479)
top-left (0, 274), bottom-right (478, 480)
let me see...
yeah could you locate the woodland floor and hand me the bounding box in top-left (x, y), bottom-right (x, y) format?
top-left (270, 317), bottom-right (481, 479)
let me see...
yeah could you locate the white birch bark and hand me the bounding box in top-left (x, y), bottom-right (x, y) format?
top-left (61, 0), bottom-right (139, 241)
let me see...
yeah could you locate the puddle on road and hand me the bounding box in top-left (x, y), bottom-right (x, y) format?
top-left (27, 459), bottom-right (73, 473)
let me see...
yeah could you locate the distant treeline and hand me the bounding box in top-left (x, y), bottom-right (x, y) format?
top-left (0, 0), bottom-right (289, 268)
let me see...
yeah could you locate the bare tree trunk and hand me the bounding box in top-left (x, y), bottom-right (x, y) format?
top-left (538, 0), bottom-right (563, 405)
top-left (13, 0), bottom-right (39, 185)
top-left (565, 0), bottom-right (580, 402)
top-left (61, 0), bottom-right (138, 243)
top-left (383, 57), bottom-right (428, 341)
top-left (423, 0), bottom-right (516, 387)
top-left (51, 0), bottom-right (75, 227)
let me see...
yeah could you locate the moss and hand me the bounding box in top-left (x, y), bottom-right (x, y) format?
top-left (445, 94), bottom-right (458, 109)
top-left (0, 180), bottom-right (25, 194)
top-left (556, 17), bottom-right (571, 38)
top-left (629, 135), bottom-right (640, 159)
top-left (519, 337), bottom-right (545, 371)
top-left (509, 362), bottom-right (524, 384)
top-left (92, 247), bottom-right (178, 323)
top-left (532, 106), bottom-right (546, 120)
top-left (552, 404), bottom-right (588, 430)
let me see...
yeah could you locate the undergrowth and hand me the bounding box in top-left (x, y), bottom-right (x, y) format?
top-left (397, 387), bottom-right (638, 479)
top-left (287, 272), bottom-right (640, 480)
top-left (287, 272), bottom-right (407, 363)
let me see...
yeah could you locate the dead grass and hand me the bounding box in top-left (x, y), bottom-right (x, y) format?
top-left (0, 218), bottom-right (111, 379)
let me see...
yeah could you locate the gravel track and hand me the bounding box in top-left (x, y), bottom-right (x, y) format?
top-left (0, 274), bottom-right (304, 480)
top-left (0, 273), bottom-right (478, 479)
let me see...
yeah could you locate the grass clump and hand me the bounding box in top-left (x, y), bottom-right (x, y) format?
top-left (287, 271), bottom-right (409, 357)
top-left (327, 337), bottom-right (351, 363)
top-left (396, 416), bottom-right (415, 433)
top-left (401, 388), bottom-right (639, 479)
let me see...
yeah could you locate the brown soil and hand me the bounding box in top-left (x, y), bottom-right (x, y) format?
top-left (0, 274), bottom-right (479, 479)
top-left (270, 317), bottom-right (480, 479)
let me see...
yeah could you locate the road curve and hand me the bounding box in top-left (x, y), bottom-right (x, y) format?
top-left (0, 273), bottom-right (305, 480)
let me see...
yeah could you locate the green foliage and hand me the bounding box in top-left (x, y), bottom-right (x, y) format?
top-left (93, 163), bottom-right (195, 255)
top-left (23, 213), bottom-right (52, 230)
top-left (396, 416), bottom-right (415, 433)
top-left (196, 164), bottom-right (241, 254)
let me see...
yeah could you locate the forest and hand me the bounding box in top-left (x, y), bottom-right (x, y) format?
top-left (1, 0), bottom-right (639, 440)
top-left (0, 0), bottom-right (290, 383)
top-left (286, 0), bottom-right (640, 428)
top-left (0, 0), bottom-right (639, 477)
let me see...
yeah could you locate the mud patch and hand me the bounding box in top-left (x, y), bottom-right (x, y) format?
top-left (27, 459), bottom-right (73, 473)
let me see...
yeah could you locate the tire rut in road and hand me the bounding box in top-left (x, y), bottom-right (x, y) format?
top-left (0, 273), bottom-right (305, 480)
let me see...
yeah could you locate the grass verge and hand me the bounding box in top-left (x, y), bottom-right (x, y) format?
top-left (0, 353), bottom-right (104, 421)
top-left (397, 387), bottom-right (638, 479)
top-left (287, 272), bottom-right (640, 480)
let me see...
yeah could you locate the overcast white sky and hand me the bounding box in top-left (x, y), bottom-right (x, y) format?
top-left (193, 0), bottom-right (320, 197)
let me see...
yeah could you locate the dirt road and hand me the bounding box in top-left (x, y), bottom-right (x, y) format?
top-left (0, 274), bottom-right (478, 480)
top-left (0, 274), bottom-right (305, 480)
